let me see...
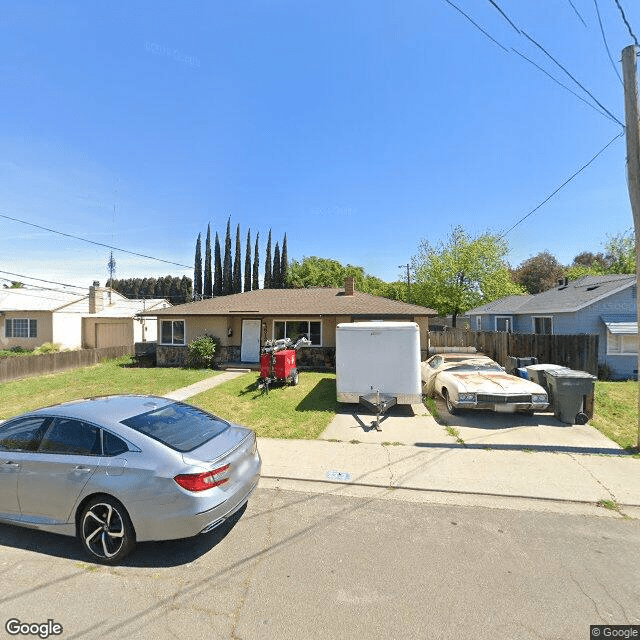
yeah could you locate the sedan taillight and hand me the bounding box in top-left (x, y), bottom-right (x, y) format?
top-left (174, 464), bottom-right (231, 492)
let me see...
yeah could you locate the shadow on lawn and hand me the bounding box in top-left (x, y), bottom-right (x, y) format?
top-left (296, 377), bottom-right (339, 413)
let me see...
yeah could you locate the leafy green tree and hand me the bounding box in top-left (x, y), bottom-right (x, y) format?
top-left (244, 229), bottom-right (252, 293)
top-left (411, 226), bottom-right (523, 327)
top-left (204, 224), bottom-right (212, 298)
top-left (281, 233), bottom-right (289, 287)
top-left (264, 229), bottom-right (272, 289)
top-left (223, 218), bottom-right (232, 295)
top-left (512, 251), bottom-right (565, 294)
top-left (180, 276), bottom-right (193, 302)
top-left (253, 232), bottom-right (260, 290)
top-left (233, 224), bottom-right (242, 293)
top-left (214, 232), bottom-right (222, 296)
top-left (193, 233), bottom-right (203, 300)
top-left (566, 229), bottom-right (636, 280)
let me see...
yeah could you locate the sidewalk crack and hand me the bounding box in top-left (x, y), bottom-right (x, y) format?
top-left (568, 453), bottom-right (626, 516)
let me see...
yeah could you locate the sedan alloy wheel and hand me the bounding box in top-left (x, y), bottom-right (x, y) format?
top-left (80, 497), bottom-right (135, 564)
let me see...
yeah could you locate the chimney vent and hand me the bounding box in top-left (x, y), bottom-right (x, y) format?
top-left (344, 276), bottom-right (355, 296)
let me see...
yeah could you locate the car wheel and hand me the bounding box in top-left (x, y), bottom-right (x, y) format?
top-left (79, 496), bottom-right (136, 565)
top-left (443, 389), bottom-right (458, 415)
top-left (289, 369), bottom-right (299, 386)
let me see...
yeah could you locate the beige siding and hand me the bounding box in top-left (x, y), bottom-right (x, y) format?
top-left (1, 311), bottom-right (54, 350)
top-left (185, 317), bottom-right (229, 345)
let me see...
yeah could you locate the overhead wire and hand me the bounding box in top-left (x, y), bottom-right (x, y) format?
top-left (499, 131), bottom-right (624, 239)
top-left (441, 0), bottom-right (509, 52)
top-left (0, 211), bottom-right (191, 270)
top-left (594, 0), bottom-right (623, 85)
top-left (613, 0), bottom-right (639, 47)
top-left (486, 0), bottom-right (520, 34)
top-left (568, 0), bottom-right (588, 27)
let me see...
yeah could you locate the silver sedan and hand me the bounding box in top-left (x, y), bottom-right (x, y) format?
top-left (0, 395), bottom-right (261, 564)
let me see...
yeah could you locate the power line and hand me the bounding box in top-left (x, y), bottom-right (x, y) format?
top-left (568, 0), bottom-right (588, 27)
top-left (499, 131), bottom-right (624, 238)
top-left (511, 48), bottom-right (619, 123)
top-left (441, 0), bottom-right (509, 53)
top-left (521, 30), bottom-right (624, 127)
top-left (614, 0), bottom-right (639, 47)
top-left (594, 0), bottom-right (623, 85)
top-left (0, 211), bottom-right (191, 270)
top-left (0, 269), bottom-right (87, 292)
top-left (486, 0), bottom-right (520, 34)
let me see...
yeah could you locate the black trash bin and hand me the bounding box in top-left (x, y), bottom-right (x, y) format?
top-left (545, 369), bottom-right (597, 425)
top-left (505, 356), bottom-right (538, 375)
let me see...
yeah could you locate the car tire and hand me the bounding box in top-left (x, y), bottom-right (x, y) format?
top-left (443, 389), bottom-right (458, 415)
top-left (79, 496), bottom-right (136, 565)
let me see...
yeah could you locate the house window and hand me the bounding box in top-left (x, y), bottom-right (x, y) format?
top-left (475, 316), bottom-right (482, 331)
top-left (607, 333), bottom-right (638, 356)
top-left (495, 316), bottom-right (512, 332)
top-left (161, 320), bottom-right (185, 345)
top-left (273, 320), bottom-right (322, 346)
top-left (5, 318), bottom-right (37, 338)
top-left (532, 316), bottom-right (552, 335)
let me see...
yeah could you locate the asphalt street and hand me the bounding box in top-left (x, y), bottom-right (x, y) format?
top-left (0, 487), bottom-right (638, 640)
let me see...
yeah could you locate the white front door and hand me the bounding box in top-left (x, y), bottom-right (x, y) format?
top-left (241, 319), bottom-right (261, 363)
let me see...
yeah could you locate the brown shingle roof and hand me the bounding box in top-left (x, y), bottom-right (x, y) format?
top-left (143, 287), bottom-right (436, 317)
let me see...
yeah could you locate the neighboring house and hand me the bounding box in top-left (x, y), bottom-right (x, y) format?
top-left (144, 277), bottom-right (437, 368)
top-left (1, 282), bottom-right (170, 351)
top-left (466, 274), bottom-right (637, 379)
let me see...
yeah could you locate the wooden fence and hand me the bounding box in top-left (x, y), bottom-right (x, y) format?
top-left (428, 330), bottom-right (599, 375)
top-left (0, 345), bottom-right (134, 384)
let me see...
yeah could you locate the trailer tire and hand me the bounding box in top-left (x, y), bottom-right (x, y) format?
top-left (289, 369), bottom-right (299, 386)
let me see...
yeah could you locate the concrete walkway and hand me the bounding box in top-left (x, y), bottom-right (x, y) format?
top-left (166, 374), bottom-right (640, 519)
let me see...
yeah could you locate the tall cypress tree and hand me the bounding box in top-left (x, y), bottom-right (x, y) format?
top-left (233, 224), bottom-right (242, 293)
top-left (194, 233), bottom-right (203, 300)
top-left (244, 229), bottom-right (252, 293)
top-left (253, 232), bottom-right (260, 290)
top-left (272, 242), bottom-right (281, 289)
top-left (281, 233), bottom-right (288, 288)
top-left (223, 217), bottom-right (232, 295)
top-left (264, 229), bottom-right (272, 289)
top-left (204, 223), bottom-right (212, 298)
top-left (214, 232), bottom-right (222, 296)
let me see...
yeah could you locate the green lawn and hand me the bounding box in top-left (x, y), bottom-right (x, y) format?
top-left (190, 371), bottom-right (340, 439)
top-left (0, 356), bottom-right (217, 419)
top-left (591, 381), bottom-right (639, 451)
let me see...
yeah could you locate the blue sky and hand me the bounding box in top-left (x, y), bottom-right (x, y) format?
top-left (1, 1), bottom-right (638, 292)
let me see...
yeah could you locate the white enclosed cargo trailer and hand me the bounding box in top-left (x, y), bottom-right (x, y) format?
top-left (335, 321), bottom-right (423, 405)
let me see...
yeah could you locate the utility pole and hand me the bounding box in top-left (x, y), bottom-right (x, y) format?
top-left (621, 44), bottom-right (640, 450)
top-left (398, 264), bottom-right (411, 302)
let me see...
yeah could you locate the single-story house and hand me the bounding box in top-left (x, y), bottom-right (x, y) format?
top-left (1, 282), bottom-right (170, 351)
top-left (466, 274), bottom-right (637, 379)
top-left (144, 277), bottom-right (437, 368)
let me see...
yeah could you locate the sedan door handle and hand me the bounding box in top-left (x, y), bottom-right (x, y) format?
top-left (2, 461), bottom-right (20, 468)
top-left (73, 465), bottom-right (92, 473)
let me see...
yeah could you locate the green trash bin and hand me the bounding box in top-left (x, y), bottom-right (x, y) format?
top-left (545, 369), bottom-right (597, 425)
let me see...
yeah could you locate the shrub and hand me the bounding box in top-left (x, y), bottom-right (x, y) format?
top-left (34, 342), bottom-right (61, 354)
top-left (597, 363), bottom-right (615, 381)
top-left (188, 335), bottom-right (219, 368)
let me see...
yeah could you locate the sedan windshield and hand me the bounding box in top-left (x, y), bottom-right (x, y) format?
top-left (122, 402), bottom-right (229, 452)
top-left (449, 363), bottom-right (503, 373)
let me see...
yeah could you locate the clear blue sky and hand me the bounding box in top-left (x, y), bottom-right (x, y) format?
top-left (1, 1), bottom-right (638, 292)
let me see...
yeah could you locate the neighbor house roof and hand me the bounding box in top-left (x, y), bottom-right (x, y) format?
top-left (0, 288), bottom-right (85, 312)
top-left (467, 275), bottom-right (636, 315)
top-left (143, 287), bottom-right (437, 317)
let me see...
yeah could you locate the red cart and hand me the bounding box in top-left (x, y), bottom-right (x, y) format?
top-left (258, 337), bottom-right (310, 391)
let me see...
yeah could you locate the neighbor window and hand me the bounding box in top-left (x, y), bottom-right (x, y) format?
top-left (532, 316), bottom-right (552, 335)
top-left (475, 316), bottom-right (482, 331)
top-left (607, 333), bottom-right (638, 356)
top-left (495, 316), bottom-right (512, 332)
top-left (5, 318), bottom-right (37, 338)
top-left (273, 320), bottom-right (322, 346)
top-left (161, 319), bottom-right (185, 345)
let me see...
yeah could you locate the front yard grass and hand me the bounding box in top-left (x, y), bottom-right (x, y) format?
top-left (0, 356), bottom-right (217, 419)
top-left (190, 371), bottom-right (340, 439)
top-left (591, 381), bottom-right (638, 452)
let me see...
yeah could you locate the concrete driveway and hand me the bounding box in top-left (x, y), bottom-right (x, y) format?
top-left (319, 398), bottom-right (624, 455)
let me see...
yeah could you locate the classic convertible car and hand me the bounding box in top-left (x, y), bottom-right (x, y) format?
top-left (421, 352), bottom-right (549, 415)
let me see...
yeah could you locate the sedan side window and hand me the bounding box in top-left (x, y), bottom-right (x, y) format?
top-left (38, 419), bottom-right (101, 456)
top-left (103, 430), bottom-right (129, 456)
top-left (0, 417), bottom-right (49, 452)
top-left (429, 356), bottom-right (442, 369)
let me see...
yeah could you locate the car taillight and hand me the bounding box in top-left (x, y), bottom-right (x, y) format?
top-left (174, 464), bottom-right (231, 492)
